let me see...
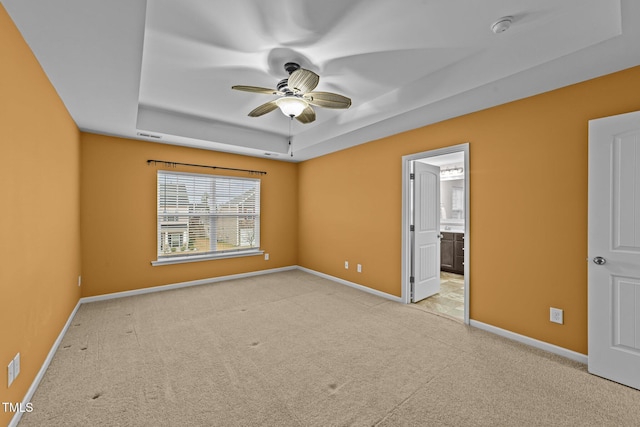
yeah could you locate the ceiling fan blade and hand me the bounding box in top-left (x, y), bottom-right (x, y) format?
top-left (248, 101), bottom-right (279, 117)
top-left (304, 91), bottom-right (351, 109)
top-left (295, 106), bottom-right (316, 124)
top-left (287, 69), bottom-right (319, 94)
top-left (232, 85), bottom-right (281, 95)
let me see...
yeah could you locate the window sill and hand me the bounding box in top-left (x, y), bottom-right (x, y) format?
top-left (152, 249), bottom-right (264, 266)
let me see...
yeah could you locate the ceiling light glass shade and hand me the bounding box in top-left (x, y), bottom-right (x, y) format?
top-left (276, 96), bottom-right (308, 117)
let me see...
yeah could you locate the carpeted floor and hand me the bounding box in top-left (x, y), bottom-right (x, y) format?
top-left (17, 270), bottom-right (640, 426)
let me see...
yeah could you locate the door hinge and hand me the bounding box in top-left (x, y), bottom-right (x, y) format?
top-left (410, 173), bottom-right (415, 180)
top-left (410, 276), bottom-right (415, 284)
top-left (410, 225), bottom-right (415, 232)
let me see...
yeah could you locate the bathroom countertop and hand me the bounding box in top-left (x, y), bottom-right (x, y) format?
top-left (440, 227), bottom-right (464, 233)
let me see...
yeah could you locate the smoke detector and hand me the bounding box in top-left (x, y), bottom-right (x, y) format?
top-left (491, 16), bottom-right (513, 34)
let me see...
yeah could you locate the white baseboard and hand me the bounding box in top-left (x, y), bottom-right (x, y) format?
top-left (470, 320), bottom-right (588, 365)
top-left (297, 266), bottom-right (403, 303)
top-left (80, 266), bottom-right (298, 304)
top-left (81, 265), bottom-right (402, 307)
top-left (9, 300), bottom-right (82, 427)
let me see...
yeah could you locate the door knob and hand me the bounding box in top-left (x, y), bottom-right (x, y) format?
top-left (593, 256), bottom-right (607, 265)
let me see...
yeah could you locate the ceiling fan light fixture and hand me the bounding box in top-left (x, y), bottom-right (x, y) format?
top-left (232, 63), bottom-right (349, 124)
top-left (276, 96), bottom-right (308, 117)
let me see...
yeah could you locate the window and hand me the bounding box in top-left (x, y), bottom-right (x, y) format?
top-left (153, 171), bottom-right (261, 265)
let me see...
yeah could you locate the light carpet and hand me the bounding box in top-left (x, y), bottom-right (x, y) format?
top-left (18, 270), bottom-right (640, 426)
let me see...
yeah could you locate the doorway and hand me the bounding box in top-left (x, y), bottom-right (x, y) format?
top-left (401, 143), bottom-right (470, 324)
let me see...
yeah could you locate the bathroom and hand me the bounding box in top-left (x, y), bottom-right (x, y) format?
top-left (414, 152), bottom-right (466, 320)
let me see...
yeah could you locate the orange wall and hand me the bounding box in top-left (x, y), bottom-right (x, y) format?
top-left (299, 65), bottom-right (640, 354)
top-left (0, 5), bottom-right (81, 424)
top-left (80, 133), bottom-right (298, 297)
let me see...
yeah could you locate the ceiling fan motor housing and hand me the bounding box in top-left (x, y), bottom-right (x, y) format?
top-left (277, 78), bottom-right (291, 93)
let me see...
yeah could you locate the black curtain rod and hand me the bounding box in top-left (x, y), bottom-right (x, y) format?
top-left (147, 159), bottom-right (267, 175)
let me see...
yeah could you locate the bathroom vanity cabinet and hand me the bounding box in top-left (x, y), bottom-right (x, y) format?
top-left (441, 232), bottom-right (464, 274)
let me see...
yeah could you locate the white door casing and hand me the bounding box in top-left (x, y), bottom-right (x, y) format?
top-left (588, 110), bottom-right (640, 390)
top-left (412, 161), bottom-right (441, 302)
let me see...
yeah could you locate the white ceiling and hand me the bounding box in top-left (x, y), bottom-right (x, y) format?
top-left (3, 0), bottom-right (639, 161)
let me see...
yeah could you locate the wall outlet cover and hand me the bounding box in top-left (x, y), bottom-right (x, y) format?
top-left (550, 307), bottom-right (563, 324)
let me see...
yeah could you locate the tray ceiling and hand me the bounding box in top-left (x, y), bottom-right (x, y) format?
top-left (3, 0), bottom-right (638, 161)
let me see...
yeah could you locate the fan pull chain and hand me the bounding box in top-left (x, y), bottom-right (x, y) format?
top-left (289, 116), bottom-right (294, 157)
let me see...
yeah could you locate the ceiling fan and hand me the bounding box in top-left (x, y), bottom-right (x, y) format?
top-left (231, 62), bottom-right (351, 124)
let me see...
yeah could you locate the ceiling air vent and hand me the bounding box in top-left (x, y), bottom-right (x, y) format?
top-left (137, 132), bottom-right (162, 139)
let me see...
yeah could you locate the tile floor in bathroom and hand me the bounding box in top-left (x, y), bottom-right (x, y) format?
top-left (413, 272), bottom-right (464, 320)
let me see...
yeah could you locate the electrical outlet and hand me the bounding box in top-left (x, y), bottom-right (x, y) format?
top-left (264, 253), bottom-right (269, 261)
top-left (345, 261), bottom-right (349, 269)
top-left (550, 307), bottom-right (563, 324)
top-left (357, 264), bottom-right (362, 273)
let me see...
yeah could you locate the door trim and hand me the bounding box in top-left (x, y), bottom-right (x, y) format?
top-left (401, 143), bottom-right (470, 324)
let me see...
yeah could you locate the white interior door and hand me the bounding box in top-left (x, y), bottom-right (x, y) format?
top-left (588, 110), bottom-right (640, 390)
top-left (412, 162), bottom-right (441, 302)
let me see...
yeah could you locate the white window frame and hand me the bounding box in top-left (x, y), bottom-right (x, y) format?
top-left (152, 170), bottom-right (262, 266)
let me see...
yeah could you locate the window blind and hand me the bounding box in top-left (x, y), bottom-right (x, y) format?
top-left (156, 170), bottom-right (260, 261)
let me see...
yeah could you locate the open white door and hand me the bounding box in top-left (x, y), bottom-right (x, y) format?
top-left (412, 162), bottom-right (440, 302)
top-left (588, 110), bottom-right (640, 390)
